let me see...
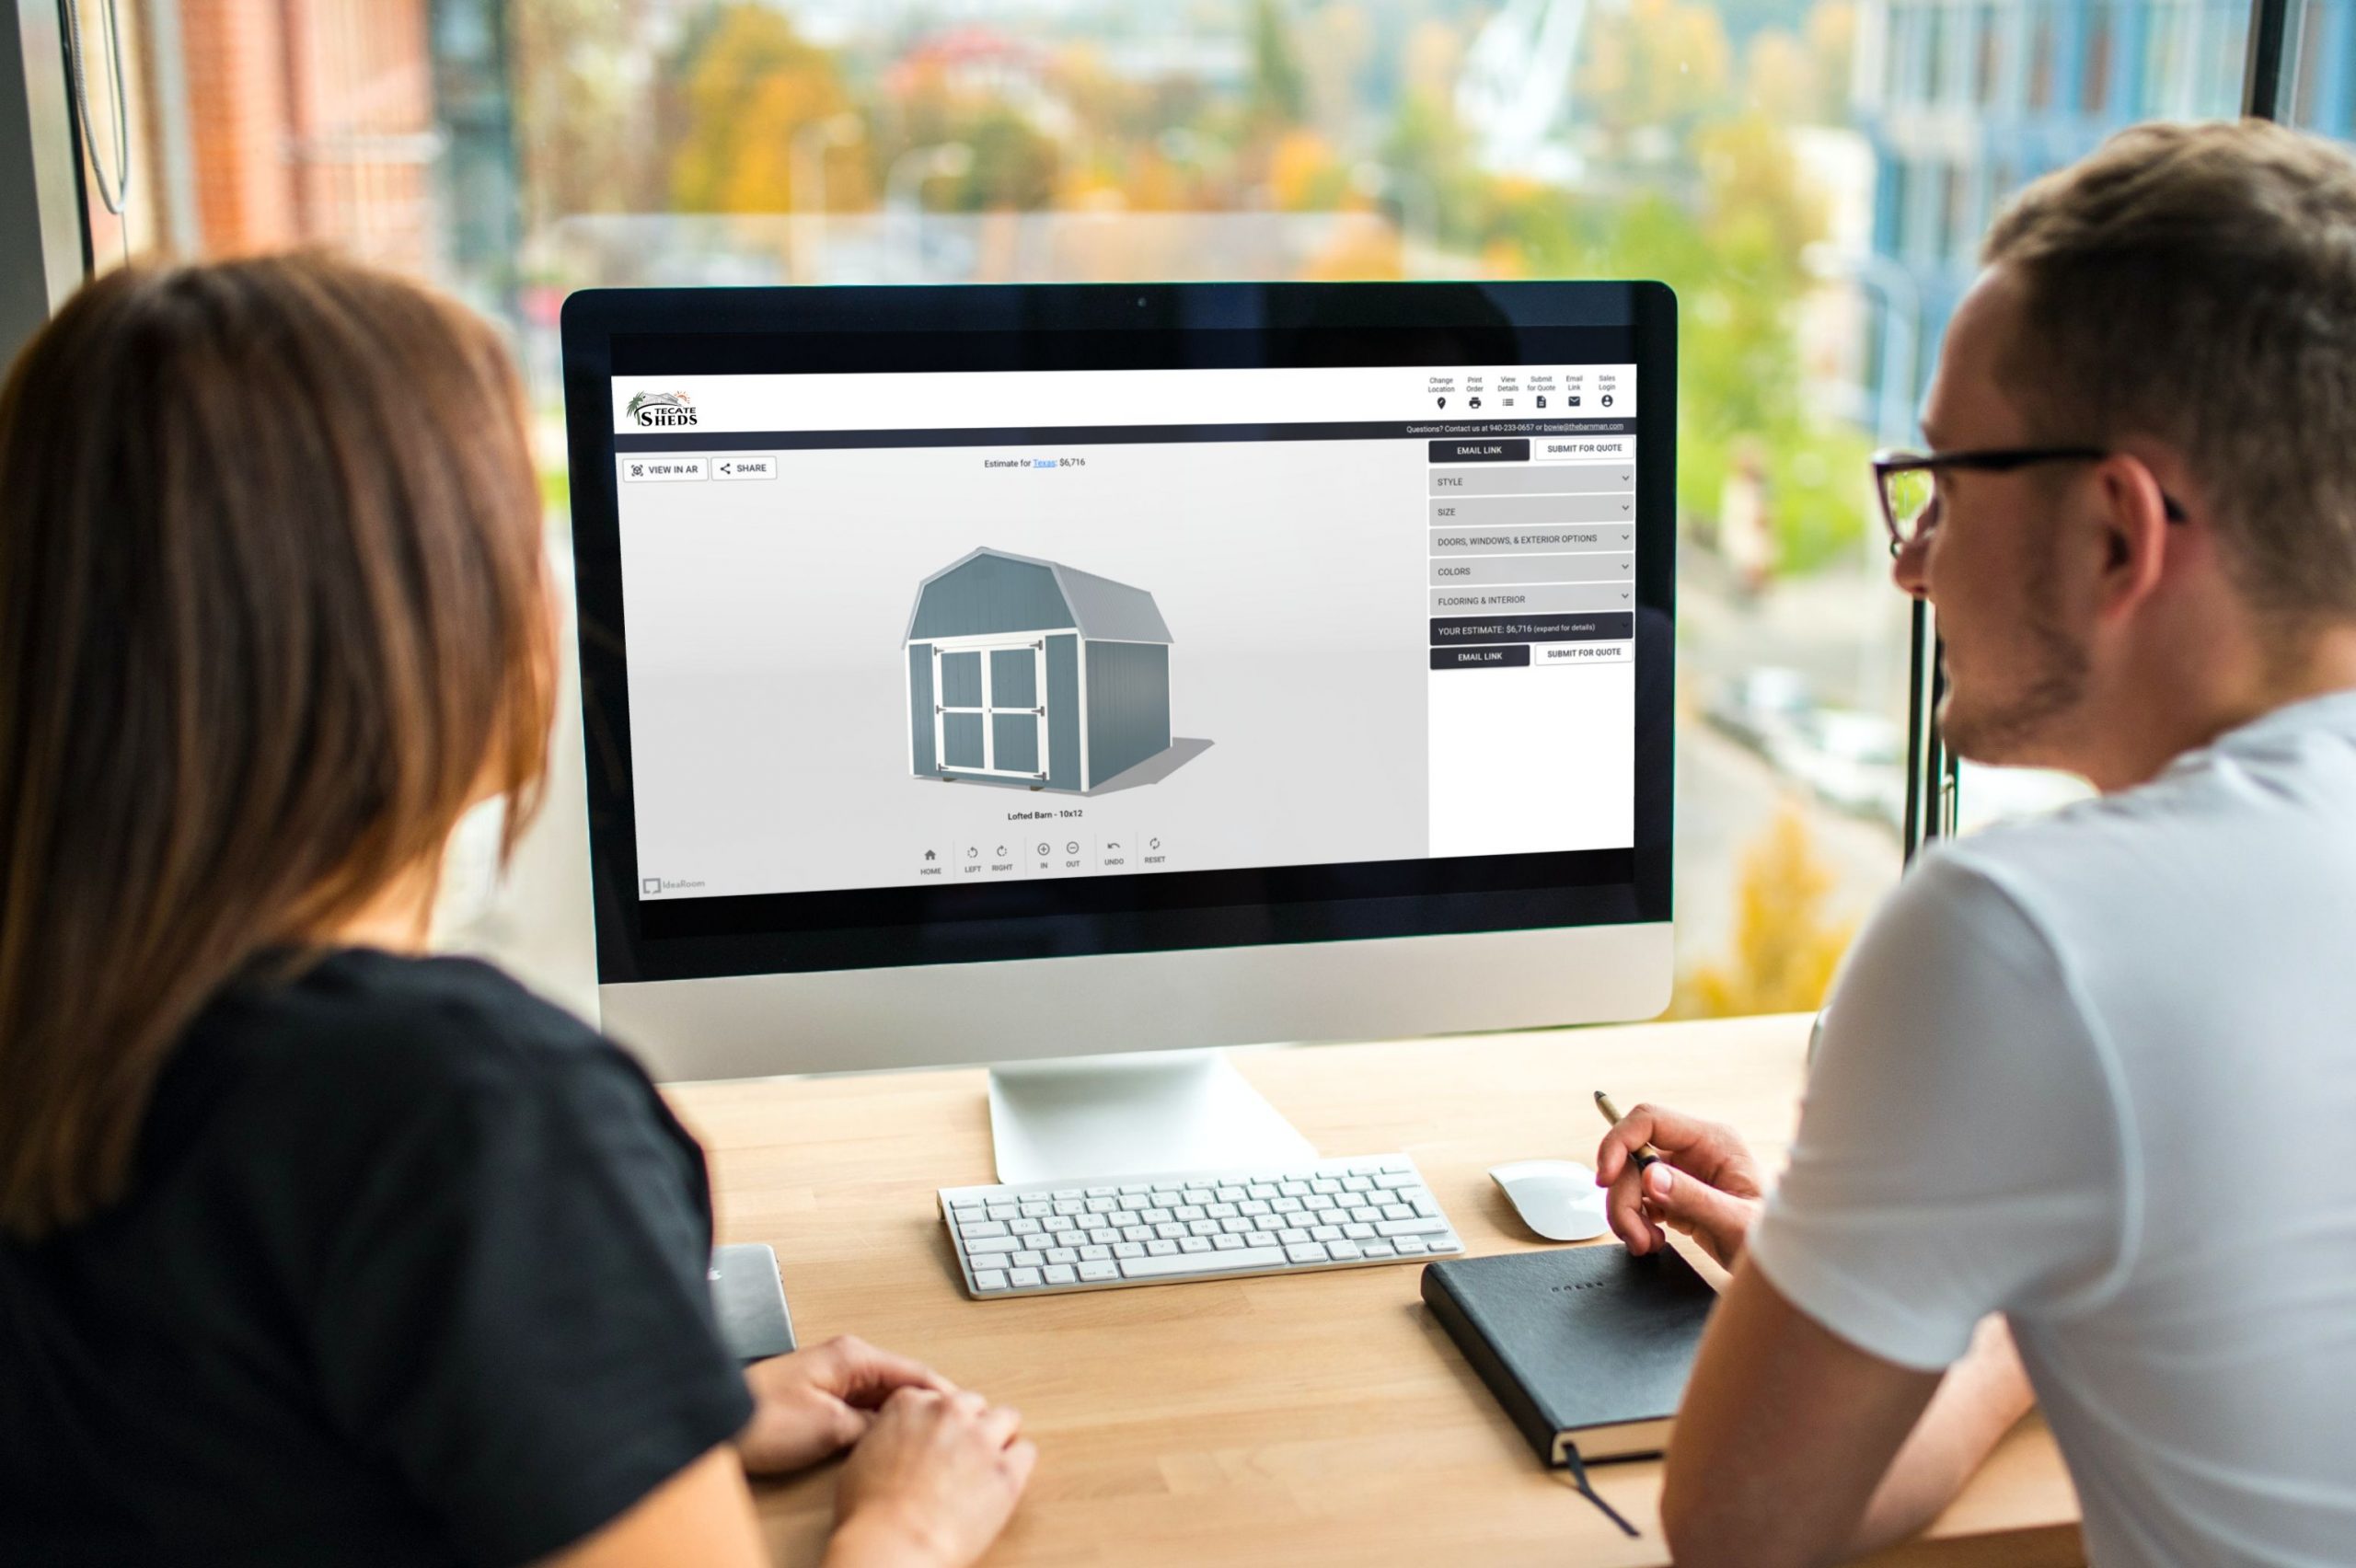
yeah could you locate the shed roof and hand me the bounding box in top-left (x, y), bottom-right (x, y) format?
top-left (907, 548), bottom-right (1173, 645)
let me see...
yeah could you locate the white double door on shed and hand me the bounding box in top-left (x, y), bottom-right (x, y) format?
top-left (932, 635), bottom-right (1051, 781)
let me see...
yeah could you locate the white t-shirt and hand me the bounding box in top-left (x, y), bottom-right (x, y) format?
top-left (1747, 688), bottom-right (2356, 1567)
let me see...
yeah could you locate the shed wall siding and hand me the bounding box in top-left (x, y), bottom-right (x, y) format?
top-left (907, 643), bottom-right (936, 775)
top-left (909, 555), bottom-right (1070, 641)
top-left (1045, 634), bottom-right (1080, 791)
top-left (1084, 641), bottom-right (1172, 786)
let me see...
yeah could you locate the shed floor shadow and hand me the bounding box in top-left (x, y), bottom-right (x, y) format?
top-left (1088, 736), bottom-right (1213, 795)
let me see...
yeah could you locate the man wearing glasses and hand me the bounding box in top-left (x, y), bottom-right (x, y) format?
top-left (1595, 121), bottom-right (2356, 1564)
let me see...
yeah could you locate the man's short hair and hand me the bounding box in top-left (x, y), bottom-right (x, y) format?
top-left (1983, 119), bottom-right (2356, 624)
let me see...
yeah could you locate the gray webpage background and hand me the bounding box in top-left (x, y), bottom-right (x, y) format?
top-left (617, 439), bottom-right (1432, 899)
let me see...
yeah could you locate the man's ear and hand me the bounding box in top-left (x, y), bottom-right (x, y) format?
top-left (2091, 455), bottom-right (2174, 622)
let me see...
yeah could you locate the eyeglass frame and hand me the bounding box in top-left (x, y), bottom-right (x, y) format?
top-left (1871, 446), bottom-right (2189, 557)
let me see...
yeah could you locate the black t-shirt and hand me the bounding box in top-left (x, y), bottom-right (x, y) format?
top-left (0, 950), bottom-right (755, 1567)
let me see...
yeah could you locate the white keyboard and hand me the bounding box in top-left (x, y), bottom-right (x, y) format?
top-left (940, 1154), bottom-right (1462, 1297)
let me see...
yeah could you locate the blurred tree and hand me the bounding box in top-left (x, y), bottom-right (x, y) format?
top-left (669, 6), bottom-right (860, 213)
top-left (1249, 0), bottom-right (1310, 126)
top-left (511, 0), bottom-right (660, 226)
top-left (1300, 4), bottom-right (1376, 138)
top-left (1579, 0), bottom-right (1735, 143)
top-left (1670, 806), bottom-right (1857, 1017)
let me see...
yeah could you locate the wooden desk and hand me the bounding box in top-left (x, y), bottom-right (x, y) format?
top-left (668, 1013), bottom-right (2084, 1567)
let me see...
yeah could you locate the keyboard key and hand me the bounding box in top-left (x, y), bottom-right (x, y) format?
top-left (1114, 1242), bottom-right (1144, 1258)
top-left (1214, 1186), bottom-right (1244, 1203)
top-left (974, 1268), bottom-right (1010, 1291)
top-left (1188, 1219), bottom-right (1221, 1238)
top-left (1212, 1233), bottom-right (1245, 1250)
top-left (1311, 1225), bottom-right (1343, 1241)
top-left (1207, 1202), bottom-right (1238, 1218)
top-left (1311, 1179), bottom-right (1342, 1194)
top-left (959, 1220), bottom-right (1009, 1238)
top-left (1343, 1176), bottom-right (1373, 1192)
top-left (1010, 1266), bottom-right (1043, 1287)
top-left (1378, 1216), bottom-right (1450, 1237)
top-left (1327, 1239), bottom-right (1363, 1260)
top-left (1344, 1222), bottom-right (1375, 1239)
top-left (1045, 1264), bottom-right (1078, 1286)
top-left (1410, 1195), bottom-right (1439, 1217)
top-left (1253, 1215), bottom-right (1285, 1232)
top-left (1147, 1239), bottom-right (1179, 1256)
top-left (1119, 1193), bottom-right (1151, 1211)
top-left (1180, 1237), bottom-right (1213, 1253)
top-left (1389, 1237), bottom-right (1426, 1255)
top-left (965, 1234), bottom-right (1020, 1254)
top-left (1182, 1189), bottom-right (1213, 1205)
top-left (1285, 1242), bottom-right (1331, 1263)
top-left (1011, 1250), bottom-right (1044, 1268)
top-left (1080, 1244), bottom-right (1111, 1261)
top-left (1279, 1181), bottom-right (1310, 1196)
top-left (1045, 1247), bottom-right (1079, 1264)
top-left (1154, 1222), bottom-right (1189, 1240)
top-left (1382, 1204), bottom-right (1415, 1221)
top-left (1277, 1228), bottom-right (1310, 1247)
top-left (1221, 1217), bottom-right (1256, 1234)
top-left (1121, 1246), bottom-right (1287, 1279)
top-left (1123, 1225), bottom-right (1155, 1243)
top-left (1080, 1260), bottom-right (1119, 1282)
top-left (1085, 1185), bottom-right (1115, 1197)
top-left (1304, 1193), bottom-right (1336, 1211)
top-left (1240, 1200), bottom-right (1271, 1216)
top-left (1349, 1207), bottom-right (1383, 1225)
top-left (1011, 1217), bottom-right (1042, 1235)
top-left (1362, 1239), bottom-right (1396, 1258)
top-left (1246, 1183), bottom-right (1278, 1200)
top-left (1174, 1205), bottom-right (1206, 1221)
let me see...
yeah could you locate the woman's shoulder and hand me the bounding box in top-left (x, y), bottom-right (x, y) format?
top-left (174, 948), bottom-right (655, 1144)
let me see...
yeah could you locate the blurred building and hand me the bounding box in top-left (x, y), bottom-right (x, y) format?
top-left (156, 0), bottom-right (443, 271)
top-left (1851, 0), bottom-right (2356, 409)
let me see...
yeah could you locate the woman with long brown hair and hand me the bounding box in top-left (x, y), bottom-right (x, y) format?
top-left (0, 255), bottom-right (1032, 1567)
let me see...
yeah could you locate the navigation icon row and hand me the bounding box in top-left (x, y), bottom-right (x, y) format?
top-left (914, 833), bottom-right (1172, 881)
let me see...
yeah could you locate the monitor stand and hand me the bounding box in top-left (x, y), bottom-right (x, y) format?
top-left (987, 1048), bottom-right (1319, 1186)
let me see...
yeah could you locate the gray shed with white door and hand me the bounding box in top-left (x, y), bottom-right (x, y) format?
top-left (904, 548), bottom-right (1173, 793)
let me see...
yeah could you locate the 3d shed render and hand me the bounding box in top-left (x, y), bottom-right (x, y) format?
top-left (905, 548), bottom-right (1173, 793)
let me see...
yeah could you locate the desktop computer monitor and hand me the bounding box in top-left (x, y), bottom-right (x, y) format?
top-left (560, 282), bottom-right (1674, 1167)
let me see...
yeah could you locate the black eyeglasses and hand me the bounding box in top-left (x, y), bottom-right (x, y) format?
top-left (1871, 446), bottom-right (2189, 556)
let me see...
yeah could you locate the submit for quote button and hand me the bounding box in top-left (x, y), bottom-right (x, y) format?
top-left (1537, 641), bottom-right (1633, 665)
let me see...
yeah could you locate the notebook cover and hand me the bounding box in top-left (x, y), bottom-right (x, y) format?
top-left (1422, 1245), bottom-right (1717, 1467)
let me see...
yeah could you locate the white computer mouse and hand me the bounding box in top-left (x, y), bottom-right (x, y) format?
top-left (1488, 1159), bottom-right (1612, 1242)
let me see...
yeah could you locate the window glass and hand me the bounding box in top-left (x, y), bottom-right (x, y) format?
top-left (56, 0), bottom-right (2261, 1020)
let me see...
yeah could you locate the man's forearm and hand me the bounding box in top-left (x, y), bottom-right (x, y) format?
top-left (1845, 1318), bottom-right (2036, 1558)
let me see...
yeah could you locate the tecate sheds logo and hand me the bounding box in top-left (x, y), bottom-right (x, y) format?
top-left (628, 390), bottom-right (699, 428)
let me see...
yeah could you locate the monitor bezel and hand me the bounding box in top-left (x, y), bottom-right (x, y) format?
top-left (560, 281), bottom-right (1676, 986)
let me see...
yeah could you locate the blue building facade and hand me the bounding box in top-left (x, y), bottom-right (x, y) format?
top-left (1854, 0), bottom-right (2356, 409)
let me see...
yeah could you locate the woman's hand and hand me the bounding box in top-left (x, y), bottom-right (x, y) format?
top-left (738, 1336), bottom-right (956, 1476)
top-left (824, 1389), bottom-right (1036, 1568)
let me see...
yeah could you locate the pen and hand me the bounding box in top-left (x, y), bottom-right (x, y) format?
top-left (1593, 1090), bottom-right (1660, 1171)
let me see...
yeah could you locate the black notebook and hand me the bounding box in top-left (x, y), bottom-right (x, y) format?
top-left (1423, 1245), bottom-right (1717, 1468)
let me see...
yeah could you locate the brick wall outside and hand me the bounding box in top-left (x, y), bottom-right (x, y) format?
top-left (176, 0), bottom-right (437, 271)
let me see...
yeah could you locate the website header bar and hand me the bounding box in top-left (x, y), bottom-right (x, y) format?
top-left (611, 363), bottom-right (1638, 435)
